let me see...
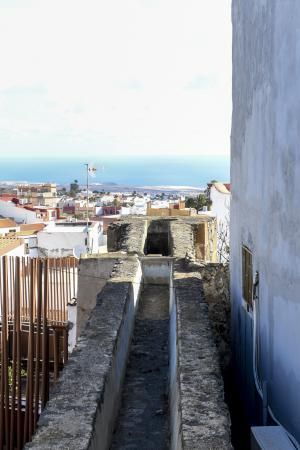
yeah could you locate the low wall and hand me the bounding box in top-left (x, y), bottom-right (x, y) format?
top-left (199, 263), bottom-right (231, 373)
top-left (141, 256), bottom-right (173, 285)
top-left (169, 275), bottom-right (183, 450)
top-left (26, 258), bottom-right (142, 450)
top-left (107, 219), bottom-right (147, 255)
top-left (170, 272), bottom-right (232, 450)
top-left (76, 256), bottom-right (119, 339)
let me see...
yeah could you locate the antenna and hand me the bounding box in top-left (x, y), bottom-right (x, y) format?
top-left (84, 162), bottom-right (97, 254)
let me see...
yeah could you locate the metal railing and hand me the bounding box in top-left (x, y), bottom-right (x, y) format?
top-left (0, 256), bottom-right (78, 450)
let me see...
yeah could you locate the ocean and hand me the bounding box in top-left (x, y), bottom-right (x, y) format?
top-left (0, 155), bottom-right (230, 188)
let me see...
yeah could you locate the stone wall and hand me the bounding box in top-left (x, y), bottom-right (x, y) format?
top-left (107, 219), bottom-right (147, 255)
top-left (26, 258), bottom-right (142, 450)
top-left (76, 256), bottom-right (119, 338)
top-left (199, 263), bottom-right (231, 373)
top-left (170, 220), bottom-right (195, 260)
top-left (26, 218), bottom-right (232, 449)
top-left (171, 271), bottom-right (232, 450)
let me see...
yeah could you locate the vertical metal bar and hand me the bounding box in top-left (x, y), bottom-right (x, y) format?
top-left (0, 257), bottom-right (5, 449)
top-left (73, 258), bottom-right (76, 301)
top-left (9, 257), bottom-right (18, 450)
top-left (3, 256), bottom-right (10, 449)
top-left (16, 258), bottom-right (22, 450)
top-left (51, 259), bottom-right (55, 324)
top-left (67, 257), bottom-right (71, 306)
top-left (63, 327), bottom-right (68, 364)
top-left (41, 259), bottom-right (49, 408)
top-left (62, 259), bottom-right (67, 323)
top-left (53, 328), bottom-right (59, 382)
top-left (60, 258), bottom-right (66, 323)
top-left (24, 258), bottom-right (29, 322)
top-left (48, 260), bottom-right (52, 323)
top-left (55, 259), bottom-right (59, 324)
top-left (24, 258), bottom-right (34, 444)
top-left (33, 259), bottom-right (42, 430)
top-left (58, 259), bottom-right (62, 324)
top-left (1, 256), bottom-right (9, 446)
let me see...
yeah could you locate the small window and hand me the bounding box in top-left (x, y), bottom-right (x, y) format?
top-left (242, 246), bottom-right (253, 309)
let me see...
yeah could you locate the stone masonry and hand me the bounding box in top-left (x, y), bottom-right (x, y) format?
top-left (26, 216), bottom-right (232, 450)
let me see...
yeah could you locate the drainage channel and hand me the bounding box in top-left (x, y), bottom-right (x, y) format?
top-left (110, 284), bottom-right (170, 450)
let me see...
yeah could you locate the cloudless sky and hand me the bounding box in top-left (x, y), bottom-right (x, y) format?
top-left (0, 0), bottom-right (231, 159)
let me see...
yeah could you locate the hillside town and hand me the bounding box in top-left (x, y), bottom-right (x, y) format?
top-left (0, 180), bottom-right (230, 261)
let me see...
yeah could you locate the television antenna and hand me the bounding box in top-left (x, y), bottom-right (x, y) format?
top-left (84, 162), bottom-right (97, 253)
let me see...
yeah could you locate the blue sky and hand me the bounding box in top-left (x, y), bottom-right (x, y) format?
top-left (0, 0), bottom-right (231, 159)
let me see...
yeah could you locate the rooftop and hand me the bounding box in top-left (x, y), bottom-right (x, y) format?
top-left (0, 237), bottom-right (23, 256)
top-left (20, 223), bottom-right (46, 233)
top-left (0, 218), bottom-right (17, 228)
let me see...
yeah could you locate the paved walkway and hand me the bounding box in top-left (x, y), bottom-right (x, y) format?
top-left (111, 285), bottom-right (169, 450)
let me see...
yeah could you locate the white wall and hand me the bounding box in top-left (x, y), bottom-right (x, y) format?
top-left (38, 223), bottom-right (103, 257)
top-left (141, 257), bottom-right (172, 285)
top-left (210, 186), bottom-right (230, 228)
top-left (0, 200), bottom-right (38, 224)
top-left (210, 186), bottom-right (230, 262)
top-left (6, 243), bottom-right (25, 257)
top-left (88, 223), bottom-right (103, 253)
top-left (231, 0), bottom-right (300, 441)
top-left (21, 235), bottom-right (38, 257)
top-left (37, 230), bottom-right (86, 257)
top-left (0, 225), bottom-right (20, 236)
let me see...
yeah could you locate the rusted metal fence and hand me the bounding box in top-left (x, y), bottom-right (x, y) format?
top-left (0, 256), bottom-right (78, 450)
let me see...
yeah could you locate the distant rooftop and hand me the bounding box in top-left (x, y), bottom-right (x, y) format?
top-left (208, 182), bottom-right (231, 194)
top-left (0, 218), bottom-right (17, 228)
top-left (0, 237), bottom-right (23, 256)
top-left (44, 221), bottom-right (96, 233)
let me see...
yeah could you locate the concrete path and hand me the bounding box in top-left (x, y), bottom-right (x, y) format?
top-left (110, 285), bottom-right (170, 450)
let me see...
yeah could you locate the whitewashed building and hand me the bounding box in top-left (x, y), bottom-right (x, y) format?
top-left (37, 221), bottom-right (104, 257)
top-left (0, 218), bottom-right (19, 236)
top-left (207, 182), bottom-right (230, 262)
top-left (231, 0), bottom-right (300, 446)
top-left (0, 237), bottom-right (25, 257)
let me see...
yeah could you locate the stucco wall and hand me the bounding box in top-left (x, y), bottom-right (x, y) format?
top-left (0, 200), bottom-right (38, 224)
top-left (210, 187), bottom-right (230, 228)
top-left (141, 256), bottom-right (173, 285)
top-left (37, 230), bottom-right (86, 257)
top-left (6, 243), bottom-right (25, 257)
top-left (231, 0), bottom-right (300, 440)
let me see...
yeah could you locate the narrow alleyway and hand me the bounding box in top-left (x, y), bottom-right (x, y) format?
top-left (110, 285), bottom-right (170, 450)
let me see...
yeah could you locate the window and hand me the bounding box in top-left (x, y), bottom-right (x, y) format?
top-left (242, 246), bottom-right (253, 309)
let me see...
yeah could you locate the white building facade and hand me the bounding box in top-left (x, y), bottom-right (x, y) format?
top-left (208, 183), bottom-right (230, 262)
top-left (37, 221), bottom-right (104, 257)
top-left (231, 0), bottom-right (300, 444)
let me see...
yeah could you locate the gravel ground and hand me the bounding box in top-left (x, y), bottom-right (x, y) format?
top-left (111, 284), bottom-right (170, 450)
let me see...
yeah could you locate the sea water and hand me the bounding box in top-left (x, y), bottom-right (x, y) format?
top-left (0, 154), bottom-right (230, 188)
